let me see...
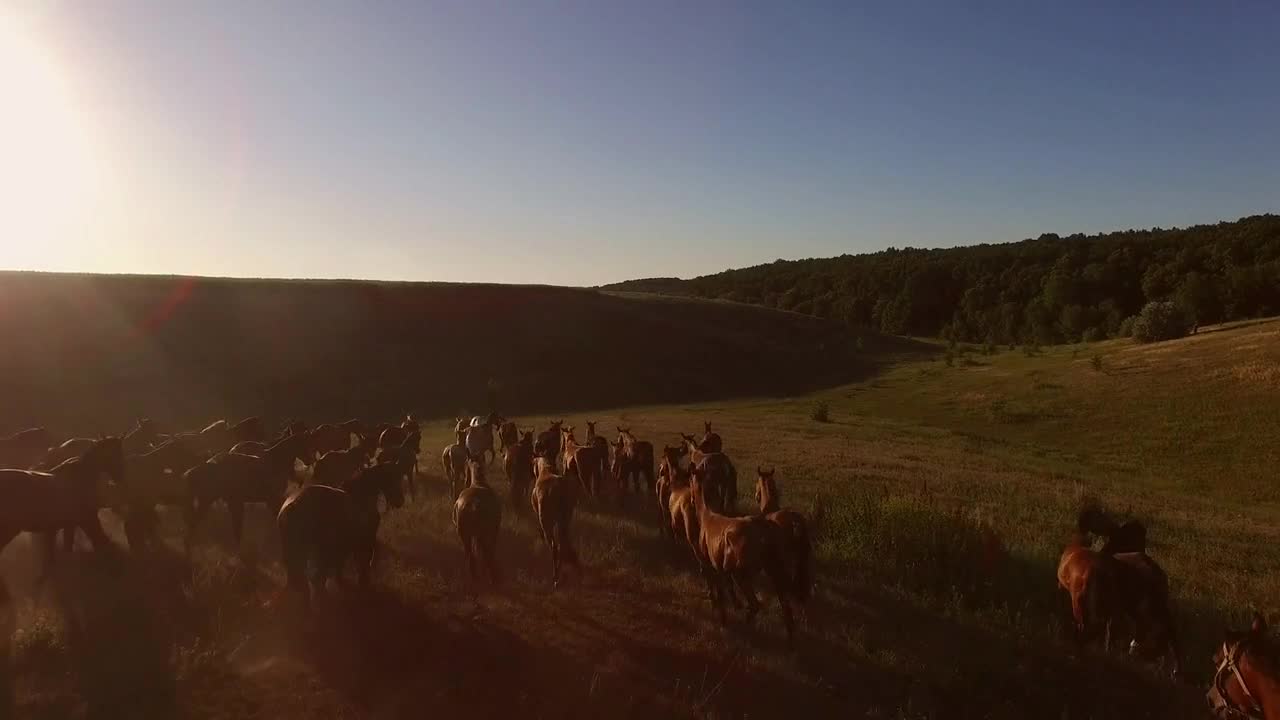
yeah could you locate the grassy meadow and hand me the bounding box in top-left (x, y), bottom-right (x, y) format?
top-left (4, 315), bottom-right (1279, 718)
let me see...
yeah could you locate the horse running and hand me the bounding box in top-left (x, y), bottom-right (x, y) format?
top-left (563, 427), bottom-right (608, 503)
top-left (503, 430), bottom-right (535, 511)
top-left (277, 458), bottom-right (405, 606)
top-left (465, 413), bottom-right (500, 466)
top-left (497, 420), bottom-right (519, 455)
top-left (530, 451), bottom-right (581, 587)
top-left (1207, 613), bottom-right (1279, 720)
top-left (184, 431), bottom-right (312, 550)
top-left (0, 437), bottom-right (124, 570)
top-left (754, 468), bottom-right (815, 605)
top-left (1056, 532), bottom-right (1181, 676)
top-left (680, 433), bottom-right (736, 513)
top-left (453, 456), bottom-right (502, 588)
top-left (613, 427), bottom-right (655, 497)
top-left (533, 420), bottom-right (564, 470)
top-left (689, 464), bottom-right (798, 645)
top-left (441, 426), bottom-right (469, 499)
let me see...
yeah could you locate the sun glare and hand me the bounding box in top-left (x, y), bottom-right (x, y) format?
top-left (0, 11), bottom-right (100, 269)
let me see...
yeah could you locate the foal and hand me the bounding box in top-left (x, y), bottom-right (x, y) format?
top-left (453, 456), bottom-right (502, 588)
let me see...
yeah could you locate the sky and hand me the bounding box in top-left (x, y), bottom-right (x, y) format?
top-left (1, 1), bottom-right (1277, 286)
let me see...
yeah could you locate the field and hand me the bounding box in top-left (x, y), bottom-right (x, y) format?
top-left (2, 283), bottom-right (1278, 718)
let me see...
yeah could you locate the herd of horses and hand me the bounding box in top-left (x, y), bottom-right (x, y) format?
top-left (0, 417), bottom-right (1276, 717)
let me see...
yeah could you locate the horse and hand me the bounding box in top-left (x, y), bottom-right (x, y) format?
top-left (1056, 533), bottom-right (1181, 676)
top-left (562, 427), bottom-right (609, 503)
top-left (584, 421), bottom-right (610, 455)
top-left (277, 458), bottom-right (405, 606)
top-left (700, 421), bottom-right (723, 454)
top-left (754, 468), bottom-right (815, 605)
top-left (441, 427), bottom-right (469, 499)
top-left (497, 420), bottom-right (519, 454)
top-left (184, 431), bottom-right (312, 550)
top-left (679, 433), bottom-right (736, 513)
top-left (1207, 613), bottom-right (1278, 720)
top-left (534, 420), bottom-right (564, 470)
top-left (313, 446), bottom-right (369, 488)
top-left (228, 416), bottom-right (267, 445)
top-left (177, 419), bottom-right (235, 456)
top-left (613, 427), bottom-right (655, 497)
top-left (688, 464), bottom-right (798, 645)
top-left (465, 413), bottom-right (500, 467)
top-left (37, 437), bottom-right (97, 471)
top-left (376, 429), bottom-right (421, 499)
top-left (656, 445), bottom-right (690, 542)
top-left (0, 437), bottom-right (124, 571)
top-left (452, 456), bottom-right (502, 588)
top-left (121, 418), bottom-right (162, 456)
top-left (503, 430), bottom-right (535, 511)
top-left (530, 451), bottom-right (580, 588)
top-left (118, 438), bottom-right (207, 551)
top-left (310, 422), bottom-right (355, 458)
top-left (1078, 502), bottom-right (1147, 555)
top-left (0, 427), bottom-right (56, 470)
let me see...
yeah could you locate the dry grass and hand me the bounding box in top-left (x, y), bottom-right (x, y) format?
top-left (4, 318), bottom-right (1280, 718)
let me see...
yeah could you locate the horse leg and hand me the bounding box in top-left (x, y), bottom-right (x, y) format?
top-left (735, 572), bottom-right (761, 627)
top-left (768, 563), bottom-right (797, 647)
top-left (80, 513), bottom-right (115, 556)
top-left (36, 531), bottom-right (58, 586)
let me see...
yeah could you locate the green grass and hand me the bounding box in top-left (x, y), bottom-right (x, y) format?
top-left (6, 318), bottom-right (1280, 718)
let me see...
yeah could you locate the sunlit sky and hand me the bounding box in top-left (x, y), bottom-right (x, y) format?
top-left (1, 2), bottom-right (1277, 286)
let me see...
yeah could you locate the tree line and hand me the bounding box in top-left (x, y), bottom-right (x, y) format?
top-left (607, 215), bottom-right (1280, 345)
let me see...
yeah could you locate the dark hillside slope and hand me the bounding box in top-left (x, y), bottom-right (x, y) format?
top-left (0, 273), bottom-right (919, 433)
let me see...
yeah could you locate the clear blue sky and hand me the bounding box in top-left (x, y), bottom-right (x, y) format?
top-left (2, 1), bottom-right (1277, 285)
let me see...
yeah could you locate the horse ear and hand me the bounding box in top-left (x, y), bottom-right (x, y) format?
top-left (1252, 612), bottom-right (1267, 635)
top-left (705, 421), bottom-right (712, 432)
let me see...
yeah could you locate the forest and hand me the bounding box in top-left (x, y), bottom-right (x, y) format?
top-left (606, 215), bottom-right (1280, 344)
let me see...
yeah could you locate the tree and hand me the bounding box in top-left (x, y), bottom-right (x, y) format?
top-left (1131, 301), bottom-right (1194, 343)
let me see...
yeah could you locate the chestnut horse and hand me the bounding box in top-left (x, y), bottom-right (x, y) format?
top-left (655, 445), bottom-right (689, 541)
top-left (1208, 613), bottom-right (1279, 720)
top-left (1056, 533), bottom-right (1181, 676)
top-left (465, 413), bottom-right (500, 467)
top-left (503, 430), bottom-right (535, 511)
top-left (441, 427), bottom-right (469, 499)
top-left (277, 458), bottom-right (405, 606)
top-left (754, 468), bottom-right (815, 604)
top-left (453, 456), bottom-right (502, 587)
top-left (313, 446), bottom-right (369, 488)
top-left (497, 420), bottom-right (519, 455)
top-left (534, 420), bottom-right (564, 470)
top-left (563, 427), bottom-right (609, 503)
top-left (0, 437), bottom-right (124, 569)
top-left (680, 433), bottom-right (736, 512)
top-left (530, 451), bottom-right (581, 587)
top-left (0, 427), bottom-right (56, 470)
top-left (184, 431), bottom-right (312, 550)
top-left (614, 427), bottom-right (655, 496)
top-left (689, 465), bottom-right (798, 645)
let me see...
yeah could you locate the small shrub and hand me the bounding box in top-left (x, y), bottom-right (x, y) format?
top-left (1131, 301), bottom-right (1194, 343)
top-left (1117, 315), bottom-right (1137, 338)
top-left (810, 402), bottom-right (830, 423)
top-left (1081, 327), bottom-right (1104, 343)
top-left (1090, 354), bottom-right (1104, 372)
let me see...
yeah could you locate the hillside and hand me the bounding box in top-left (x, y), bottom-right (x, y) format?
top-left (5, 318), bottom-right (1277, 718)
top-left (0, 273), bottom-right (920, 434)
top-left (603, 214), bottom-right (1280, 345)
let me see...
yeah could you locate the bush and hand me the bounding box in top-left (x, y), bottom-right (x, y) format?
top-left (1117, 315), bottom-right (1137, 338)
top-left (1081, 327), bottom-right (1104, 343)
top-left (810, 402), bottom-right (830, 423)
top-left (1131, 301), bottom-right (1194, 343)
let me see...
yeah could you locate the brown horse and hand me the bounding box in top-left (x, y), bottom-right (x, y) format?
top-left (503, 430), bottom-right (535, 511)
top-left (0, 427), bottom-right (56, 470)
top-left (170, 419), bottom-right (235, 456)
top-left (313, 446), bottom-right (369, 488)
top-left (754, 468), bottom-right (815, 604)
top-left (1208, 613), bottom-right (1279, 720)
top-left (584, 421), bottom-right (609, 454)
top-left (689, 464), bottom-right (798, 645)
top-left (453, 456), bottom-right (502, 588)
top-left (277, 458), bottom-right (405, 606)
top-left (38, 437), bottom-right (97, 471)
top-left (614, 427), bottom-right (655, 497)
top-left (121, 418), bottom-right (162, 456)
top-left (376, 429), bottom-right (421, 499)
top-left (656, 445), bottom-right (693, 543)
top-left (228, 416), bottom-right (267, 445)
top-left (310, 423), bottom-right (354, 458)
top-left (497, 420), bottom-right (519, 455)
top-left (184, 431), bottom-right (312, 550)
top-left (700, 421), bottom-right (723, 454)
top-left (441, 427), bottom-right (469, 499)
top-left (534, 420), bottom-right (564, 470)
top-left (680, 433), bottom-right (736, 512)
top-left (530, 451), bottom-right (581, 588)
top-left (0, 437), bottom-right (124, 570)
top-left (118, 438), bottom-right (207, 551)
top-left (563, 427), bottom-right (609, 502)
top-left (1078, 502), bottom-right (1147, 555)
top-left (1056, 533), bottom-right (1181, 676)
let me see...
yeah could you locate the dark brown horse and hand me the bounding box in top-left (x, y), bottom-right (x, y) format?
top-left (563, 427), bottom-right (609, 502)
top-left (1208, 613), bottom-right (1279, 720)
top-left (530, 451), bottom-right (580, 588)
top-left (754, 468), bottom-right (815, 605)
top-left (0, 437), bottom-right (124, 570)
top-left (441, 427), bottom-right (469, 499)
top-left (228, 416), bottom-right (267, 445)
top-left (534, 420), bottom-right (564, 470)
top-left (121, 418), bottom-right (162, 456)
top-left (0, 427), bottom-right (56, 470)
top-left (1078, 502), bottom-right (1147, 555)
top-left (614, 427), bottom-right (655, 497)
top-left (1056, 533), bottom-right (1181, 676)
top-left (700, 421), bottom-right (723, 454)
top-left (376, 429), bottom-right (420, 499)
top-left (453, 456), bottom-right (502, 588)
top-left (656, 445), bottom-right (690, 542)
top-left (38, 437), bottom-right (97, 471)
top-left (313, 446), bottom-right (369, 488)
top-left (310, 422), bottom-right (354, 458)
top-left (119, 438), bottom-right (207, 551)
top-left (277, 458), bottom-right (405, 606)
top-left (184, 431), bottom-right (312, 550)
top-left (689, 464), bottom-right (798, 645)
top-left (680, 433), bottom-right (736, 512)
top-left (503, 430), bottom-right (535, 511)
top-left (167, 419), bottom-right (235, 457)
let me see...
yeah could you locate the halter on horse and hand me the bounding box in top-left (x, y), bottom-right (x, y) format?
top-left (1208, 614), bottom-right (1273, 720)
